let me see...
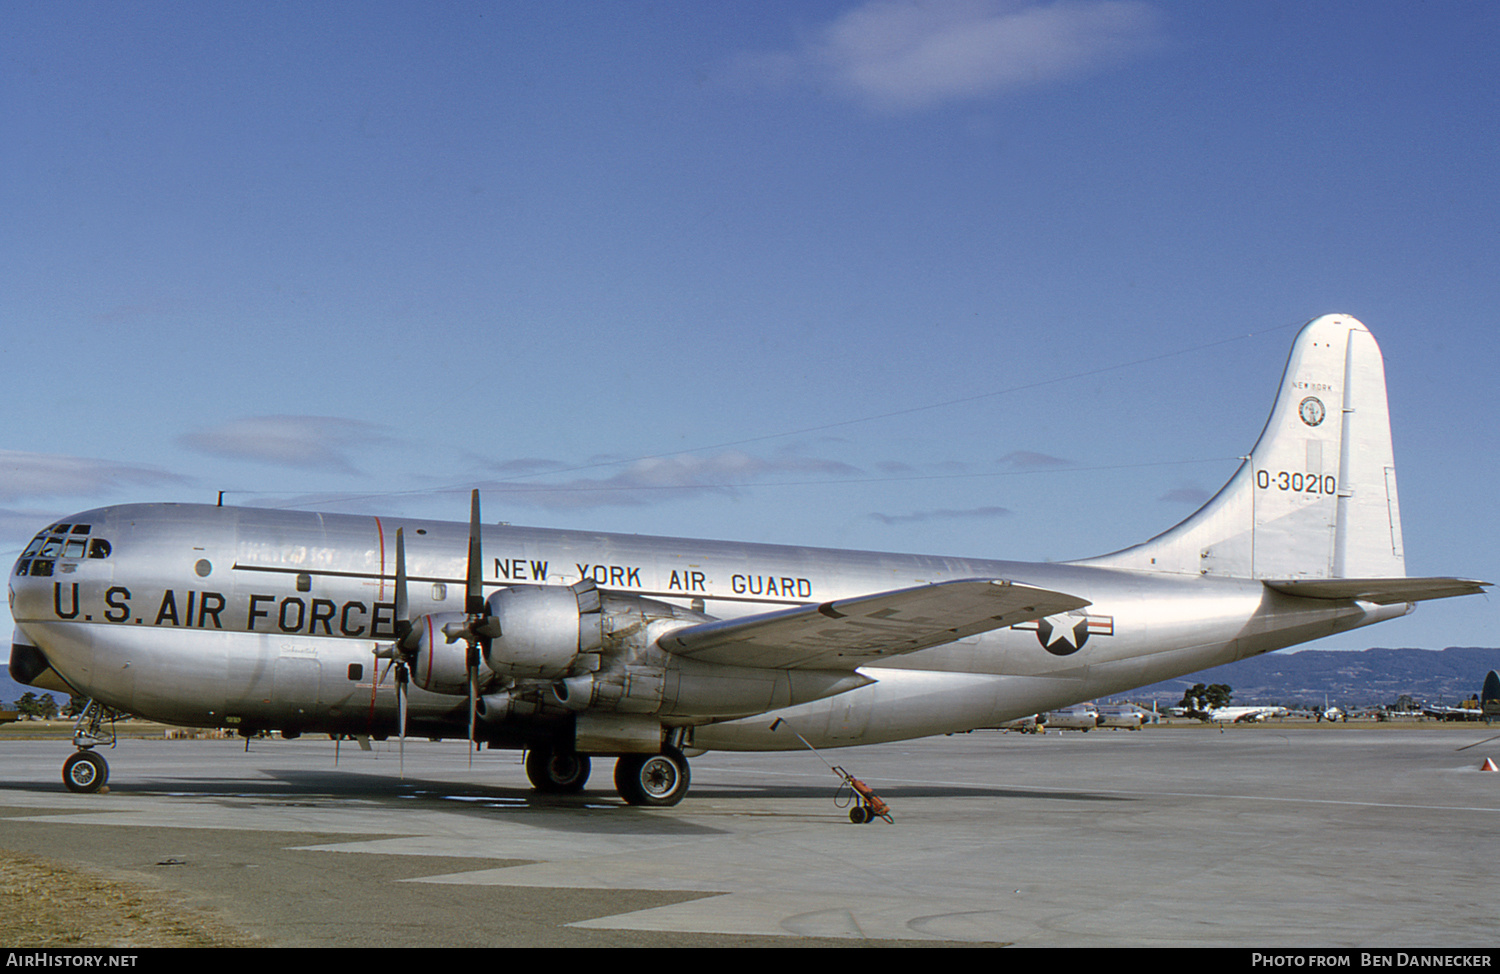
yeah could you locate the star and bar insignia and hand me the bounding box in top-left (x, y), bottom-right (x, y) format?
top-left (1012, 612), bottom-right (1114, 656)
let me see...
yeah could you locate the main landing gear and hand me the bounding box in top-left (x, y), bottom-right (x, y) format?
top-left (61, 699), bottom-right (114, 794)
top-left (614, 748), bottom-right (690, 807)
top-left (523, 744), bottom-right (691, 807)
top-left (524, 743), bottom-right (592, 794)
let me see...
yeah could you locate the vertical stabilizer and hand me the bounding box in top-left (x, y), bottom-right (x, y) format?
top-left (1081, 315), bottom-right (1406, 579)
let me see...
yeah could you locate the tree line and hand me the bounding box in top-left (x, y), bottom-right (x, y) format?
top-left (4, 693), bottom-right (89, 719)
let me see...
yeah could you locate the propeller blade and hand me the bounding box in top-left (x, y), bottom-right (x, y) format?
top-left (396, 660), bottom-right (408, 779)
top-left (463, 489), bottom-right (486, 767)
top-left (366, 644), bottom-right (386, 736)
top-left (467, 643), bottom-right (479, 769)
top-left (466, 489), bottom-right (484, 615)
top-left (394, 528), bottom-right (412, 648)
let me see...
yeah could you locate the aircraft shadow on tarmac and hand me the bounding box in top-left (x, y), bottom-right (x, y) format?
top-left (0, 765), bottom-right (1136, 812)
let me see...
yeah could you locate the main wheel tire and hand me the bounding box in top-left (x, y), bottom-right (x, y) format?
top-left (614, 748), bottom-right (690, 807)
top-left (62, 751), bottom-right (108, 794)
top-left (525, 746), bottom-right (591, 794)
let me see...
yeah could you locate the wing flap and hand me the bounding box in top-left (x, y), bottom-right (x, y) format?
top-left (1265, 576), bottom-right (1490, 605)
top-left (659, 578), bottom-right (1089, 670)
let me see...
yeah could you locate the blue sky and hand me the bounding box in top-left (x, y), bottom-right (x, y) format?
top-left (3, 1), bottom-right (1496, 703)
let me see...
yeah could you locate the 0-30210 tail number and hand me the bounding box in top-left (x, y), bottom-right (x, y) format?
top-left (1256, 469), bottom-right (1337, 494)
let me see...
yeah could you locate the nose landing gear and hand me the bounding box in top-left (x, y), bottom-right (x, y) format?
top-left (62, 750), bottom-right (108, 793)
top-left (61, 699), bottom-right (115, 794)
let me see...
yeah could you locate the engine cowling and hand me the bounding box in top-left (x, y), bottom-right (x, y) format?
top-left (404, 582), bottom-right (604, 694)
top-left (406, 612), bottom-right (473, 695)
top-left (481, 582), bottom-right (603, 679)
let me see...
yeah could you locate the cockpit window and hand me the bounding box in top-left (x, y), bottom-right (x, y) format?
top-left (12, 523), bottom-right (109, 578)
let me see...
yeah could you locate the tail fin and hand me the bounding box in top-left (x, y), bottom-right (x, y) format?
top-left (1083, 314), bottom-right (1405, 580)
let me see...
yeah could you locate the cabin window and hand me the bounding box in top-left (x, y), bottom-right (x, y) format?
top-left (348, 663), bottom-right (363, 681)
top-left (296, 573), bottom-right (311, 592)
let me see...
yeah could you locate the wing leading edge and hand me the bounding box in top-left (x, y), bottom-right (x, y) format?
top-left (658, 578), bottom-right (1090, 670)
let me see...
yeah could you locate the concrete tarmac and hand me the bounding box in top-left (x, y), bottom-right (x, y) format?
top-left (1, 724), bottom-right (1497, 947)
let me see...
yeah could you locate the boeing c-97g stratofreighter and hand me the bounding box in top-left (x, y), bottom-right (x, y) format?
top-left (8, 315), bottom-right (1488, 805)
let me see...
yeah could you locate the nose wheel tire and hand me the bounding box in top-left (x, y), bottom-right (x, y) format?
top-left (614, 748), bottom-right (690, 806)
top-left (62, 751), bottom-right (108, 794)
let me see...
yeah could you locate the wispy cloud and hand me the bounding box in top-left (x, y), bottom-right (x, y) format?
top-left (477, 450), bottom-right (862, 511)
top-left (999, 450), bottom-right (1071, 468)
top-left (179, 416), bottom-right (387, 473)
top-left (738, 0), bottom-right (1163, 112)
top-left (0, 451), bottom-right (189, 504)
top-left (870, 505), bottom-right (1012, 525)
top-left (482, 457), bottom-right (572, 477)
top-left (0, 507), bottom-right (59, 543)
top-left (1159, 486), bottom-right (1210, 506)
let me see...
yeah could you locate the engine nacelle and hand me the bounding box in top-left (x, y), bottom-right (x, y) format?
top-left (482, 583), bottom-right (603, 679)
top-left (407, 612), bottom-right (473, 695)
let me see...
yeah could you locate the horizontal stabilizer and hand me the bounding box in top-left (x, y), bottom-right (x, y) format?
top-left (658, 578), bottom-right (1089, 670)
top-left (1264, 577), bottom-right (1491, 605)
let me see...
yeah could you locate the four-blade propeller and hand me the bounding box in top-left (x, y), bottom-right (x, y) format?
top-left (373, 489), bottom-right (495, 774)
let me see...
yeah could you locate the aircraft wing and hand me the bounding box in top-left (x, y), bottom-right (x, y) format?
top-left (658, 578), bottom-right (1089, 670)
top-left (1265, 577), bottom-right (1490, 605)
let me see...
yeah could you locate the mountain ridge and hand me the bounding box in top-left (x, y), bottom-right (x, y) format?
top-left (1125, 646), bottom-right (1500, 708)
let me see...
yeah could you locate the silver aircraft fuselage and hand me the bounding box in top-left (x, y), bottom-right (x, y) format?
top-left (8, 501), bottom-right (1402, 751)
top-left (8, 316), bottom-right (1487, 806)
